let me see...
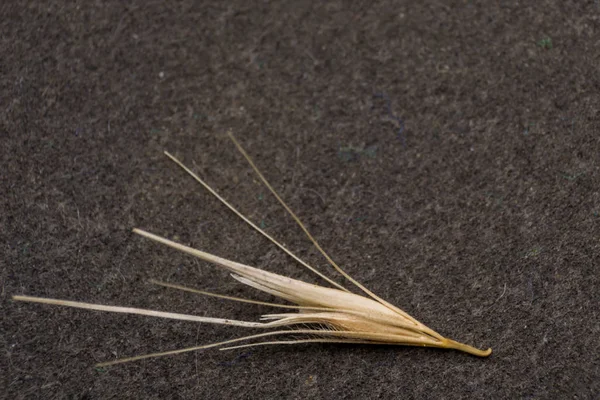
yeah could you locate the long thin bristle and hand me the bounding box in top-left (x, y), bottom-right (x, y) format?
top-left (219, 338), bottom-right (375, 351)
top-left (95, 329), bottom-right (362, 366)
top-left (163, 150), bottom-right (349, 292)
top-left (12, 295), bottom-right (266, 328)
top-left (149, 279), bottom-right (302, 309)
top-left (226, 132), bottom-right (426, 323)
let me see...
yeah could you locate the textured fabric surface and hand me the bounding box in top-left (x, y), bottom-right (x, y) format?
top-left (2, 2), bottom-right (599, 399)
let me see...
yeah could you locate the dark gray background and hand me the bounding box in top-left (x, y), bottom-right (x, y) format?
top-left (2, 1), bottom-right (598, 399)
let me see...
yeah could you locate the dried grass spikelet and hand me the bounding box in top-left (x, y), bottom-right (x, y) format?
top-left (13, 132), bottom-right (491, 366)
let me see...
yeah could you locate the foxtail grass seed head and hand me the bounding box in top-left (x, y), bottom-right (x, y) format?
top-left (13, 132), bottom-right (491, 366)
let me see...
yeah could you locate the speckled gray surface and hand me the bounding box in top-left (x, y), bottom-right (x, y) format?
top-left (2, 1), bottom-right (599, 399)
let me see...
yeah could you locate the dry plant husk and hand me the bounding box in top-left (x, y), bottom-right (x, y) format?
top-left (13, 132), bottom-right (491, 366)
